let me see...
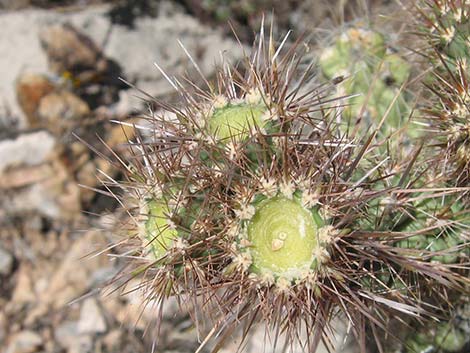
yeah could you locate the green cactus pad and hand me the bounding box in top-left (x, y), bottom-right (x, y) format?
top-left (319, 28), bottom-right (386, 80)
top-left (339, 27), bottom-right (386, 58)
top-left (246, 195), bottom-right (322, 279)
top-left (319, 27), bottom-right (412, 137)
top-left (405, 323), bottom-right (467, 353)
top-left (435, 324), bottom-right (467, 352)
top-left (143, 199), bottom-right (178, 259)
top-left (382, 53), bottom-right (411, 86)
top-left (208, 103), bottom-right (267, 141)
top-left (438, 13), bottom-right (470, 61)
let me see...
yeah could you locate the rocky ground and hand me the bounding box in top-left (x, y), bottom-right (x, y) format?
top-left (0, 1), bottom-right (391, 352)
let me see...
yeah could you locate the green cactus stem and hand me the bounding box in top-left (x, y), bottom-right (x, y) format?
top-left (234, 189), bottom-right (334, 284)
top-left (247, 195), bottom-right (319, 277)
top-left (405, 321), bottom-right (468, 353)
top-left (318, 27), bottom-right (412, 135)
top-left (141, 199), bottom-right (179, 259)
top-left (208, 101), bottom-right (268, 141)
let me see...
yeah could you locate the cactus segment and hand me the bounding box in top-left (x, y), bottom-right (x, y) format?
top-left (434, 324), bottom-right (468, 352)
top-left (141, 199), bottom-right (179, 259)
top-left (318, 27), bottom-right (412, 134)
top-left (247, 195), bottom-right (319, 278)
top-left (436, 8), bottom-right (470, 62)
top-left (319, 28), bottom-right (386, 79)
top-left (234, 190), bottom-right (333, 284)
top-left (208, 102), bottom-right (267, 141)
top-left (405, 321), bottom-right (468, 353)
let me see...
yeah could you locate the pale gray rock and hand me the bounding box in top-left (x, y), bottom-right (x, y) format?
top-left (0, 1), bottom-right (243, 127)
top-left (5, 330), bottom-right (43, 353)
top-left (67, 335), bottom-right (93, 353)
top-left (0, 10), bottom-right (50, 128)
top-left (39, 231), bottom-right (108, 309)
top-left (54, 322), bottom-right (82, 350)
top-left (77, 298), bottom-right (107, 334)
top-left (55, 321), bottom-right (101, 353)
top-left (0, 246), bottom-right (14, 276)
top-left (0, 131), bottom-right (55, 173)
top-left (102, 2), bottom-right (243, 98)
top-left (0, 130), bottom-right (81, 221)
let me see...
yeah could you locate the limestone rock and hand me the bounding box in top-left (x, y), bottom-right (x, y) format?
top-left (77, 298), bottom-right (107, 334)
top-left (0, 131), bottom-right (55, 173)
top-left (39, 23), bottom-right (107, 78)
top-left (54, 321), bottom-right (94, 352)
top-left (0, 246), bottom-right (14, 276)
top-left (15, 72), bottom-right (55, 127)
top-left (0, 151), bottom-right (81, 221)
top-left (67, 335), bottom-right (93, 353)
top-left (103, 2), bottom-right (243, 98)
top-left (0, 311), bottom-right (6, 345)
top-left (11, 265), bottom-right (36, 305)
top-left (40, 231), bottom-right (109, 309)
top-left (54, 321), bottom-right (78, 349)
top-left (101, 329), bottom-right (122, 351)
top-left (0, 2), bottom-right (243, 124)
top-left (37, 90), bottom-right (90, 133)
top-left (0, 10), bottom-right (50, 127)
top-left (5, 330), bottom-right (43, 353)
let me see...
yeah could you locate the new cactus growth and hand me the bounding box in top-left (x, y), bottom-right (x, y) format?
top-left (232, 188), bottom-right (332, 283)
top-left (208, 102), bottom-right (266, 140)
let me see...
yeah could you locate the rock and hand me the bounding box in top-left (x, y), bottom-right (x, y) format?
top-left (101, 329), bottom-right (122, 351)
top-left (0, 163), bottom-right (54, 189)
top-left (103, 1), bottom-right (243, 98)
top-left (54, 321), bottom-right (79, 349)
top-left (39, 23), bottom-right (107, 79)
top-left (11, 265), bottom-right (36, 305)
top-left (77, 298), bottom-right (107, 334)
top-left (0, 0), bottom-right (30, 10)
top-left (40, 231), bottom-right (109, 309)
top-left (0, 311), bottom-right (6, 343)
top-left (54, 321), bottom-right (100, 353)
top-left (0, 10), bottom-right (50, 127)
top-left (5, 330), bottom-right (43, 353)
top-left (75, 160), bottom-right (97, 203)
top-left (0, 131), bottom-right (55, 173)
top-left (15, 72), bottom-right (55, 127)
top-left (0, 154), bottom-right (81, 221)
top-left (67, 335), bottom-right (93, 353)
top-left (0, 246), bottom-right (14, 276)
top-left (0, 130), bottom-right (81, 221)
top-left (0, 3), bottom-right (243, 124)
top-left (37, 90), bottom-right (90, 133)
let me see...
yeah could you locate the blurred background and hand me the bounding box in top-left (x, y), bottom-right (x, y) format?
top-left (0, 1), bottom-right (395, 352)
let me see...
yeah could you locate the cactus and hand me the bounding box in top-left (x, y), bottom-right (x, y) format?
top-left (318, 26), bottom-right (413, 137)
top-left (415, 1), bottom-right (470, 186)
top-left (96, 6), bottom-right (470, 351)
top-left (404, 319), bottom-right (469, 353)
top-left (418, 0), bottom-right (470, 64)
